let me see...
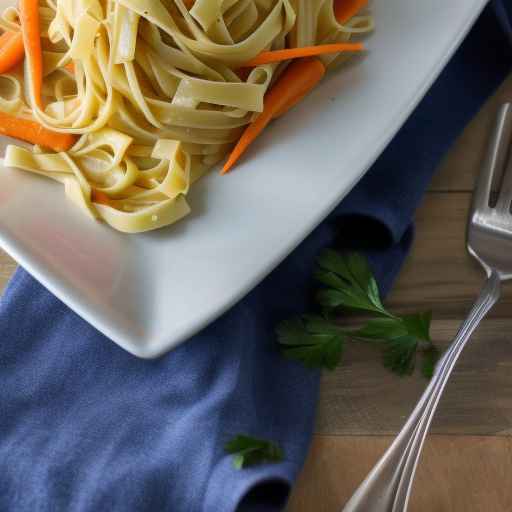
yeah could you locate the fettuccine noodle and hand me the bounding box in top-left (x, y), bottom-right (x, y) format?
top-left (0, 0), bottom-right (373, 233)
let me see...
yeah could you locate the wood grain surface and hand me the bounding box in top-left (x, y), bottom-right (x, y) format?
top-left (1, 74), bottom-right (512, 512)
top-left (288, 72), bottom-right (512, 511)
top-left (288, 435), bottom-right (512, 512)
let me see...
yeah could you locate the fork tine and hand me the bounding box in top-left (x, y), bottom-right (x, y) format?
top-left (495, 154), bottom-right (512, 214)
top-left (495, 125), bottom-right (512, 214)
top-left (472, 103), bottom-right (512, 212)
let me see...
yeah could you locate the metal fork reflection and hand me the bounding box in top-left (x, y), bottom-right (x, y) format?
top-left (342, 103), bottom-right (512, 512)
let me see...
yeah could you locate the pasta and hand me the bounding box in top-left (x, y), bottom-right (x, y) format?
top-left (0, 0), bottom-right (373, 233)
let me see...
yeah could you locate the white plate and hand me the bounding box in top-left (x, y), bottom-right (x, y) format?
top-left (0, 0), bottom-right (488, 358)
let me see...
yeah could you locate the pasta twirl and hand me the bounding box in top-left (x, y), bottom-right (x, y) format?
top-left (0, 0), bottom-right (373, 233)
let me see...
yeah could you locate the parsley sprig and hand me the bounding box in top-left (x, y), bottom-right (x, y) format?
top-left (227, 252), bottom-right (438, 472)
top-left (225, 435), bottom-right (283, 469)
top-left (277, 250), bottom-right (440, 377)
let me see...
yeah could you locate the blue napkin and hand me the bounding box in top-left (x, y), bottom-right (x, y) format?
top-left (1, 3), bottom-right (511, 511)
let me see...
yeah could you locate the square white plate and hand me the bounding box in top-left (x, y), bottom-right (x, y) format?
top-left (0, 0), bottom-right (488, 358)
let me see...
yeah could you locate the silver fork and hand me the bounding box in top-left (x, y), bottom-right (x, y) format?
top-left (342, 103), bottom-right (512, 512)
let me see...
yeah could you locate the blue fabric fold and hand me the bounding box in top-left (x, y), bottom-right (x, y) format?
top-left (0, 3), bottom-right (511, 511)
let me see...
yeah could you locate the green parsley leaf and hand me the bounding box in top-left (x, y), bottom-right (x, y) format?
top-left (382, 335), bottom-right (418, 376)
top-left (276, 317), bottom-right (320, 347)
top-left (421, 345), bottom-right (441, 378)
top-left (276, 316), bottom-right (345, 370)
top-left (225, 435), bottom-right (283, 469)
top-left (355, 314), bottom-right (434, 376)
top-left (315, 251), bottom-right (387, 315)
top-left (353, 317), bottom-right (407, 340)
top-left (402, 311), bottom-right (432, 342)
top-left (275, 250), bottom-right (440, 378)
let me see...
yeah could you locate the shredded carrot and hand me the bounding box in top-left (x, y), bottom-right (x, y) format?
top-left (243, 42), bottom-right (364, 67)
top-left (335, 0), bottom-right (368, 24)
top-left (91, 190), bottom-right (111, 205)
top-left (19, 0), bottom-right (43, 109)
top-left (271, 81), bottom-right (316, 120)
top-left (64, 62), bottom-right (75, 73)
top-left (221, 58), bottom-right (326, 174)
top-left (0, 31), bottom-right (25, 74)
top-left (0, 110), bottom-right (76, 151)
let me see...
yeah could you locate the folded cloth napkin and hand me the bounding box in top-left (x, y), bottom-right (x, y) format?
top-left (1, 3), bottom-right (511, 511)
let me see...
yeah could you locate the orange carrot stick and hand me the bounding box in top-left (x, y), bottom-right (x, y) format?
top-left (271, 79), bottom-right (317, 120)
top-left (64, 62), bottom-right (75, 73)
top-left (0, 110), bottom-right (76, 151)
top-left (0, 31), bottom-right (25, 74)
top-left (91, 190), bottom-right (111, 205)
top-left (243, 42), bottom-right (364, 67)
top-left (221, 58), bottom-right (325, 174)
top-left (19, 0), bottom-right (43, 108)
top-left (335, 0), bottom-right (368, 24)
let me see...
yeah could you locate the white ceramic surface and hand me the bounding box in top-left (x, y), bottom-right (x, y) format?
top-left (0, 0), bottom-right (488, 358)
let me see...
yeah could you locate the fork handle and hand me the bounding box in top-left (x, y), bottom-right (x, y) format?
top-left (341, 271), bottom-right (501, 512)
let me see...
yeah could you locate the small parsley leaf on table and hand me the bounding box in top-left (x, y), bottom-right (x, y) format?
top-left (355, 313), bottom-right (435, 376)
top-left (382, 335), bottom-right (419, 376)
top-left (401, 311), bottom-right (432, 342)
top-left (277, 316), bottom-right (345, 370)
top-left (421, 345), bottom-right (441, 379)
top-left (225, 435), bottom-right (283, 470)
top-left (353, 317), bottom-right (408, 340)
top-left (315, 250), bottom-right (387, 315)
top-left (277, 251), bottom-right (441, 378)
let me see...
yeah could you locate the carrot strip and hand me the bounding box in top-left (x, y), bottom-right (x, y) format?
top-left (64, 62), bottom-right (75, 73)
top-left (0, 110), bottom-right (76, 151)
top-left (243, 42), bottom-right (364, 67)
top-left (221, 58), bottom-right (325, 175)
top-left (19, 0), bottom-right (43, 108)
top-left (272, 84), bottom-right (315, 120)
top-left (91, 190), bottom-right (111, 205)
top-left (0, 31), bottom-right (25, 74)
top-left (335, 0), bottom-right (368, 24)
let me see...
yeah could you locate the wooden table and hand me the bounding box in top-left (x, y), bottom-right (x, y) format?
top-left (288, 75), bottom-right (512, 511)
top-left (2, 77), bottom-right (512, 512)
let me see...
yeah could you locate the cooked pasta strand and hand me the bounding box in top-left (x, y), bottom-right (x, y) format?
top-left (0, 0), bottom-right (373, 233)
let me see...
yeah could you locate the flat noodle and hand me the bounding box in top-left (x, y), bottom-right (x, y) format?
top-left (0, 0), bottom-right (372, 233)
